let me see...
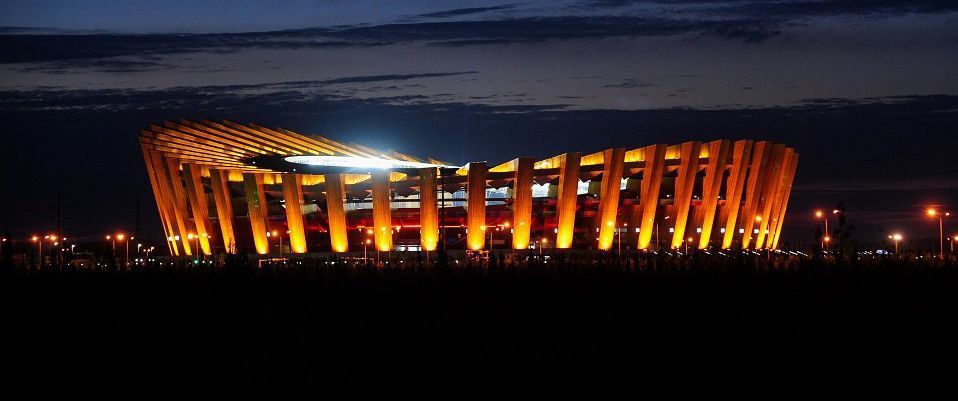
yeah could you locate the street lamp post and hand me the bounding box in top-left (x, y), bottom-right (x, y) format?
top-left (618, 222), bottom-right (627, 257)
top-left (814, 209), bottom-right (839, 252)
top-left (266, 230), bottom-right (283, 259)
top-left (187, 233), bottom-right (200, 264)
top-left (32, 236), bottom-right (40, 269)
top-left (815, 210), bottom-right (828, 251)
top-left (118, 234), bottom-right (128, 269)
top-left (486, 226), bottom-right (492, 253)
top-left (927, 209), bottom-right (949, 259)
top-left (888, 233), bottom-right (902, 254)
top-left (502, 221), bottom-right (511, 257)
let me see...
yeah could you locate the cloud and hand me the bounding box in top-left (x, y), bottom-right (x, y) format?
top-left (2, 1), bottom-right (956, 67)
top-left (603, 79), bottom-right (653, 89)
top-left (578, 0), bottom-right (958, 42)
top-left (10, 58), bottom-right (171, 74)
top-left (0, 71), bottom-right (486, 113)
top-left (0, 14), bottom-right (803, 66)
top-left (581, 0), bottom-right (958, 16)
top-left (415, 4), bottom-right (518, 19)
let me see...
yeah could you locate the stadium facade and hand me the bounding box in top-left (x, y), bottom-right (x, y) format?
top-left (140, 120), bottom-right (798, 256)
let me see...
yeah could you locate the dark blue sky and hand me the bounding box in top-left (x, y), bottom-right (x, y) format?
top-left (1, 1), bottom-right (956, 245)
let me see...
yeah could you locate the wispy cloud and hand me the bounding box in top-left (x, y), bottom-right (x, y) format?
top-left (414, 4), bottom-right (518, 19)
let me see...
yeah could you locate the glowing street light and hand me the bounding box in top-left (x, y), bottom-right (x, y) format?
top-left (926, 208), bottom-right (950, 259)
top-left (114, 233), bottom-right (130, 268)
top-left (32, 235), bottom-right (41, 268)
top-left (815, 209), bottom-right (831, 252)
top-left (888, 233), bottom-right (903, 254)
top-left (187, 233), bottom-right (200, 264)
top-left (266, 230), bottom-right (284, 258)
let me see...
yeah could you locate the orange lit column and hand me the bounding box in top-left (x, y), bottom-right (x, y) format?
top-left (511, 158), bottom-right (535, 249)
top-left (281, 174), bottom-right (308, 254)
top-left (721, 140), bottom-right (753, 249)
top-left (418, 168), bottom-right (439, 252)
top-left (140, 144), bottom-right (177, 256)
top-left (755, 145), bottom-right (787, 249)
top-left (208, 169), bottom-right (237, 253)
top-left (155, 156), bottom-right (193, 256)
top-left (466, 162), bottom-right (488, 250)
top-left (637, 144), bottom-right (667, 249)
top-left (596, 148), bottom-right (626, 250)
top-left (770, 154), bottom-right (799, 249)
top-left (760, 147), bottom-right (795, 249)
top-left (370, 170), bottom-right (393, 252)
top-left (740, 142), bottom-right (772, 249)
top-left (242, 173), bottom-right (270, 255)
top-left (181, 164), bottom-right (213, 255)
top-left (555, 153), bottom-right (581, 249)
top-left (697, 140), bottom-right (730, 249)
top-left (670, 141), bottom-right (702, 249)
top-left (324, 173), bottom-right (349, 253)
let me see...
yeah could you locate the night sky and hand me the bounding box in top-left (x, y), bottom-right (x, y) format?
top-left (1, 0), bottom-right (956, 246)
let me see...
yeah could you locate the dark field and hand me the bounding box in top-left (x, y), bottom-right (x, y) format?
top-left (4, 258), bottom-right (957, 398)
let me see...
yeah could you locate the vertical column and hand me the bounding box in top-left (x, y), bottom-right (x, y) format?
top-left (418, 168), bottom-right (439, 252)
top-left (697, 140), bottom-right (731, 249)
top-left (739, 142), bottom-right (772, 249)
top-left (371, 170), bottom-right (393, 252)
top-left (208, 169), bottom-right (237, 254)
top-left (466, 162), bottom-right (488, 250)
top-left (555, 153), bottom-right (581, 249)
top-left (596, 148), bottom-right (626, 250)
top-left (243, 173), bottom-right (270, 255)
top-left (770, 154), bottom-right (799, 249)
top-left (140, 145), bottom-right (176, 256)
top-left (511, 158), bottom-right (535, 250)
top-left (721, 140), bottom-right (753, 249)
top-left (155, 156), bottom-right (193, 256)
top-left (182, 164), bottom-right (213, 255)
top-left (670, 141), bottom-right (702, 249)
top-left (281, 174), bottom-right (308, 254)
top-left (325, 173), bottom-right (349, 253)
top-left (637, 144), bottom-right (667, 249)
top-left (755, 145), bottom-right (788, 249)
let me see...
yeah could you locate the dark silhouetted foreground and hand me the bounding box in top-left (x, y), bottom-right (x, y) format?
top-left (3, 254), bottom-right (956, 398)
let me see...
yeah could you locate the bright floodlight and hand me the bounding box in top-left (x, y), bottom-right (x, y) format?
top-left (285, 155), bottom-right (458, 170)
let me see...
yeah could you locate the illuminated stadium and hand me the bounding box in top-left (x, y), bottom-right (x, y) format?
top-left (140, 120), bottom-right (798, 256)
